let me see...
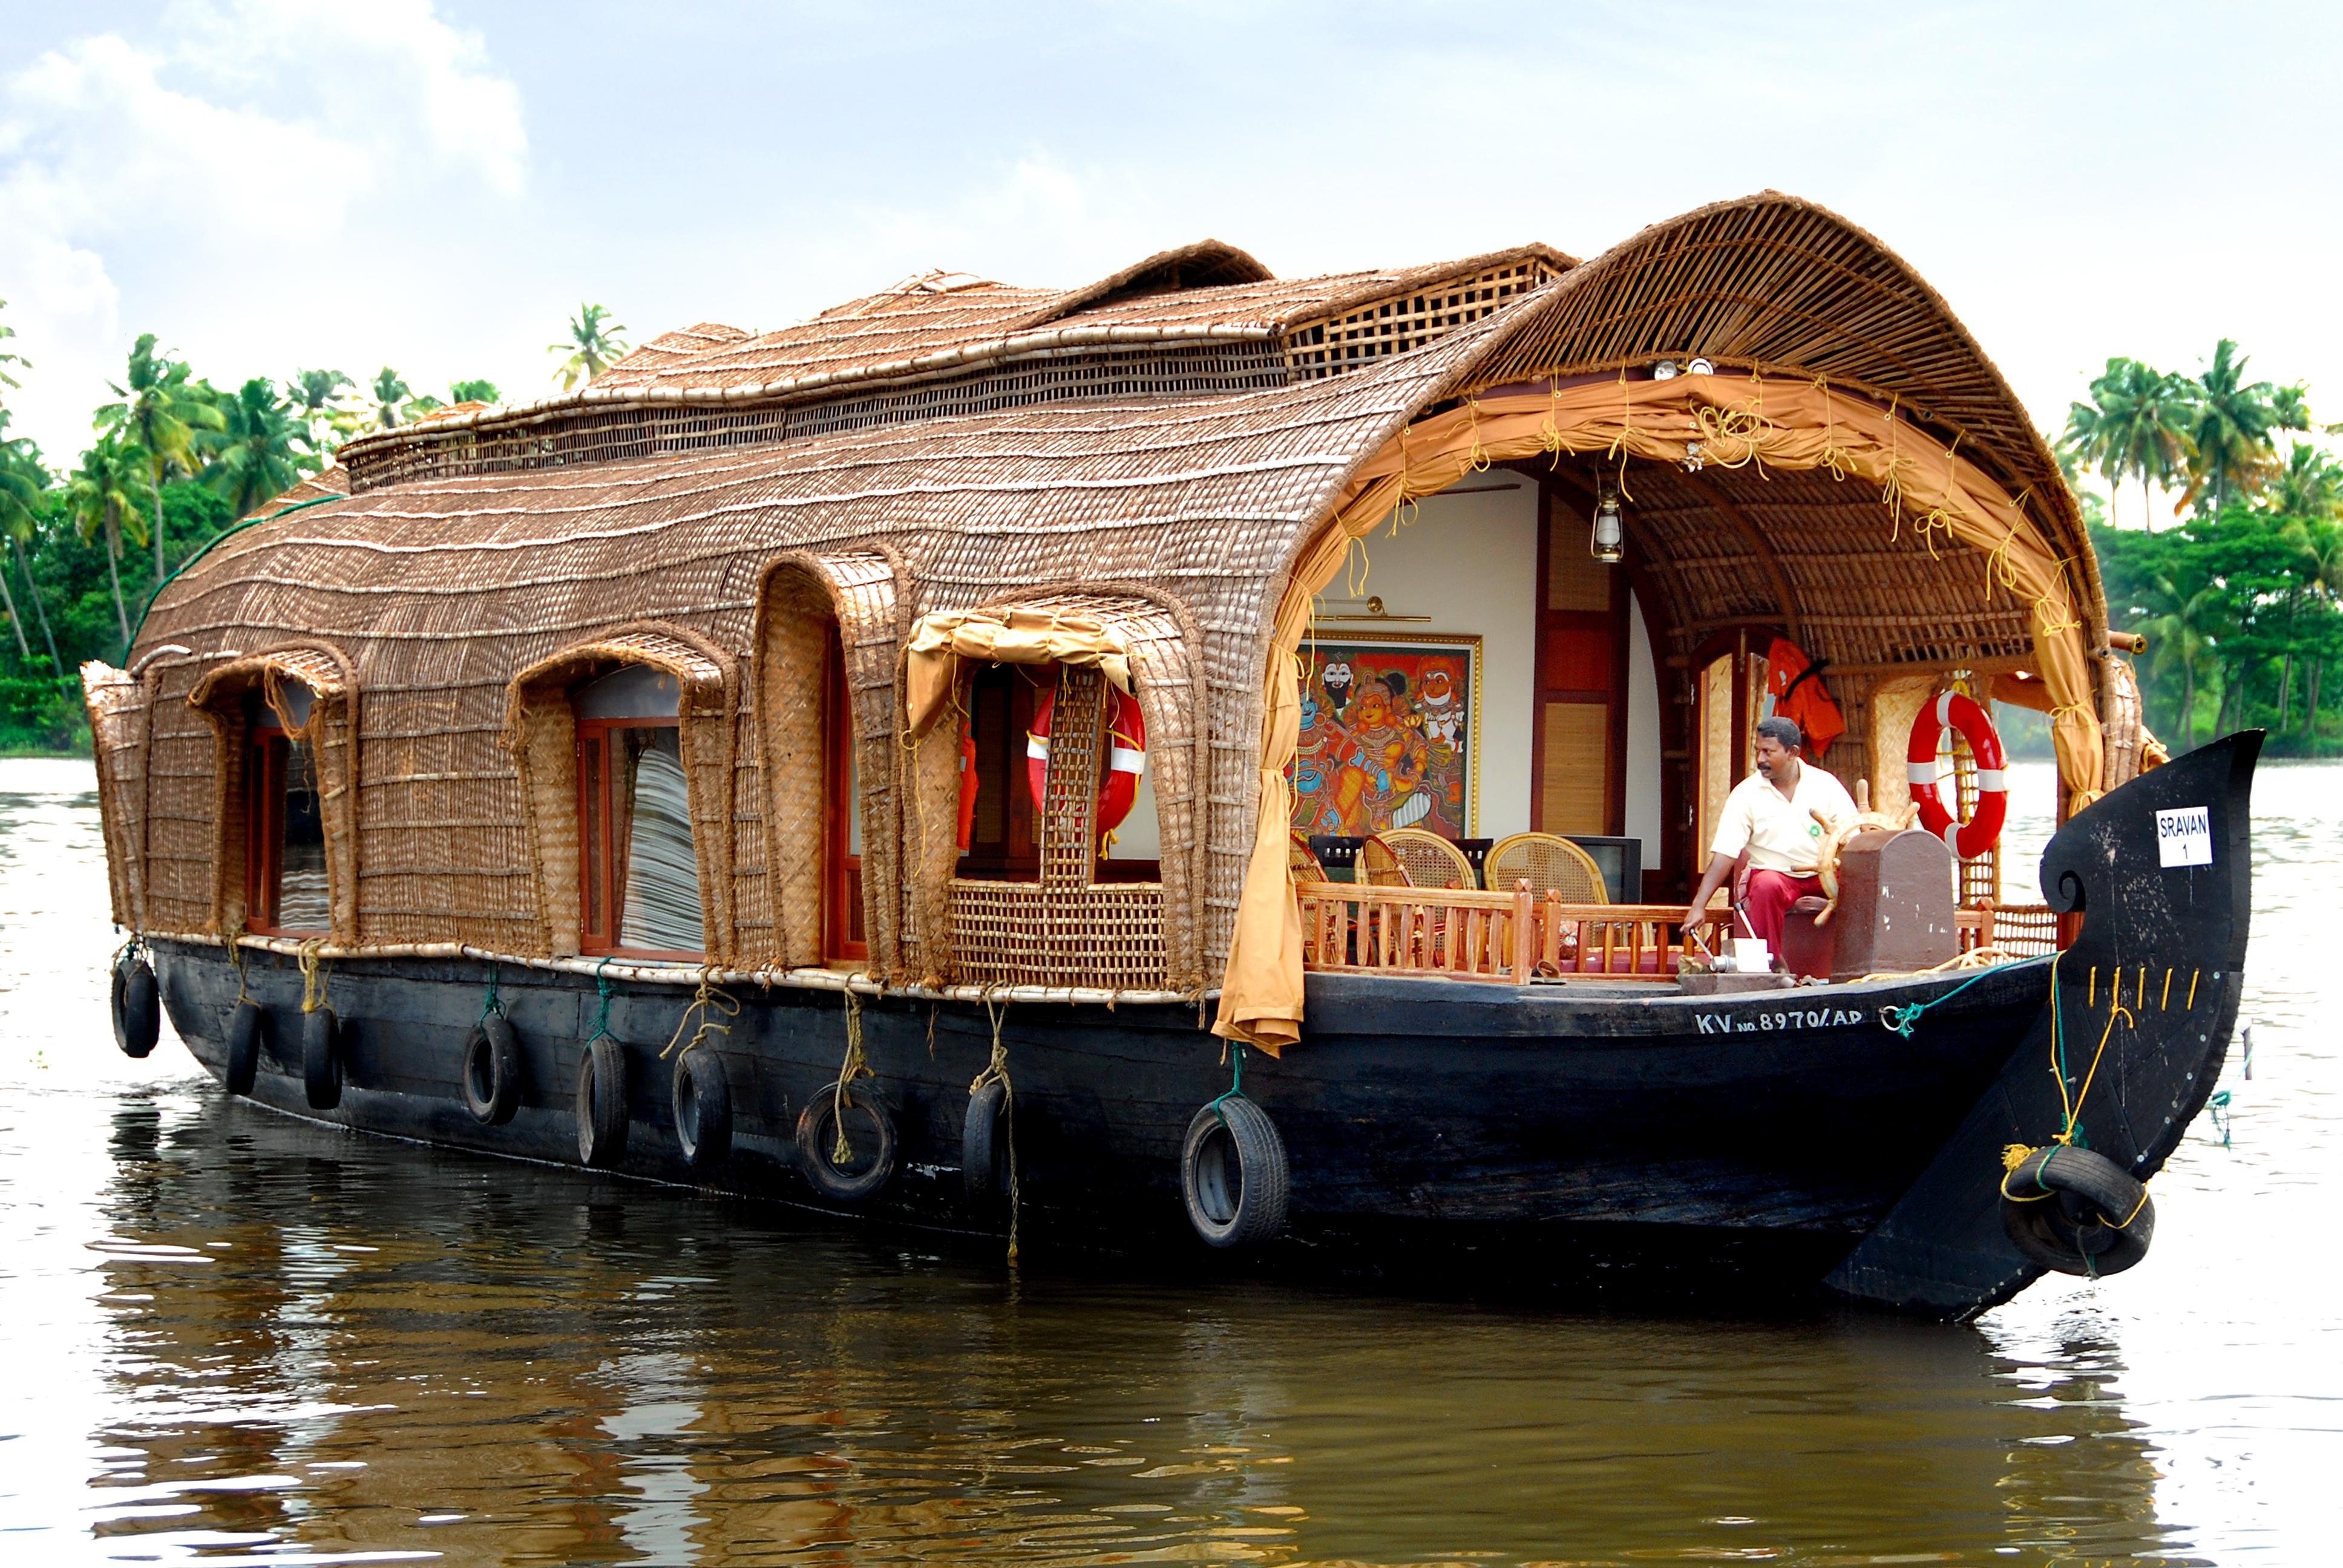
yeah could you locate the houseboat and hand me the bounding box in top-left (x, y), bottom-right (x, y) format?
top-left (87, 193), bottom-right (2252, 1320)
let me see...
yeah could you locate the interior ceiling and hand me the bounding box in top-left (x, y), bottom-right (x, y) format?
top-left (1548, 457), bottom-right (2036, 671)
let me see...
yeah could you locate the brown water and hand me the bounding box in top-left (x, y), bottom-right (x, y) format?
top-left (2, 756), bottom-right (2335, 1566)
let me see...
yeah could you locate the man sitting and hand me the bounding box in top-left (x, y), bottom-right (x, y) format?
top-left (1684, 716), bottom-right (1855, 953)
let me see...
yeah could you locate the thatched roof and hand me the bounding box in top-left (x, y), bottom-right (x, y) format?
top-left (119, 192), bottom-right (2106, 983)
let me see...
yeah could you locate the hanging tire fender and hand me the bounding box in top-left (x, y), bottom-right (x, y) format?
top-left (795, 1082), bottom-right (897, 1202)
top-left (576, 1036), bottom-right (629, 1168)
top-left (2001, 1143), bottom-right (2154, 1276)
top-left (301, 1007), bottom-right (343, 1110)
top-left (1181, 1094), bottom-right (1289, 1249)
top-left (224, 999), bottom-right (266, 1097)
top-left (463, 1013), bottom-right (524, 1126)
top-left (112, 953), bottom-right (160, 1059)
top-left (672, 1046), bottom-right (733, 1172)
top-left (962, 1077), bottom-right (1012, 1206)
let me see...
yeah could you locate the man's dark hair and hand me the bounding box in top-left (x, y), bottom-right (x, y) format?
top-left (1755, 715), bottom-right (1803, 751)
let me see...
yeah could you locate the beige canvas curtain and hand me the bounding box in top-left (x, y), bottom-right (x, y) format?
top-left (903, 606), bottom-right (1135, 736)
top-left (1214, 372), bottom-right (2102, 1051)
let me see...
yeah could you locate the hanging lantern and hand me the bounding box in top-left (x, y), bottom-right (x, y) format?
top-left (1590, 487), bottom-right (1624, 564)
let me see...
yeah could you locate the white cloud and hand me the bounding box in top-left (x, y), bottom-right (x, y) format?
top-left (0, 2), bottom-right (526, 460)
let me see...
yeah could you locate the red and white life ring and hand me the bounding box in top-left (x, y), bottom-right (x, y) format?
top-left (1027, 685), bottom-right (1147, 841)
top-left (956, 728), bottom-right (979, 852)
top-left (1907, 690), bottom-right (2007, 859)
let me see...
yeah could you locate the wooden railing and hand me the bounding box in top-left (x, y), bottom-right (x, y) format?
top-left (1296, 880), bottom-right (1733, 983)
top-left (1956, 901), bottom-right (2062, 957)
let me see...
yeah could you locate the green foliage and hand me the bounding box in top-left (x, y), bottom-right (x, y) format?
top-left (204, 377), bottom-right (320, 520)
top-left (2177, 339), bottom-right (2309, 517)
top-left (448, 378), bottom-right (501, 404)
top-left (2094, 500), bottom-right (2343, 756)
top-left (2062, 358), bottom-right (2195, 532)
top-left (549, 303), bottom-right (630, 391)
top-left (94, 334), bottom-right (227, 585)
top-left (0, 298), bottom-right (26, 396)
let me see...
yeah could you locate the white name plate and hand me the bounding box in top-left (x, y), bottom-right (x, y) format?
top-left (2156, 806), bottom-right (2212, 867)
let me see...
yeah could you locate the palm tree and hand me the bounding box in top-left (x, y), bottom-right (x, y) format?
top-left (287, 368), bottom-right (358, 452)
top-left (369, 367), bottom-right (412, 431)
top-left (549, 304), bottom-right (631, 391)
top-left (2060, 358), bottom-right (2195, 531)
top-left (94, 334), bottom-right (225, 586)
top-left (448, 377), bottom-right (501, 404)
top-left (66, 434), bottom-right (149, 652)
top-left (205, 378), bottom-right (316, 520)
top-left (2143, 573), bottom-right (2221, 750)
top-left (0, 424), bottom-right (45, 665)
top-left (2177, 340), bottom-right (2309, 517)
top-left (2268, 441), bottom-right (2343, 523)
top-left (0, 297), bottom-right (27, 400)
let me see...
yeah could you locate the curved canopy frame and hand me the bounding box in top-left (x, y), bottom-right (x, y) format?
top-left (187, 641), bottom-right (361, 941)
top-left (1214, 372), bottom-right (2102, 1051)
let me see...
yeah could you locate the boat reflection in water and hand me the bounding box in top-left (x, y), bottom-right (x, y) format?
top-left (77, 1086), bottom-right (2195, 1567)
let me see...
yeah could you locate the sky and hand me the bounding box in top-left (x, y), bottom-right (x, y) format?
top-left (3, 0), bottom-right (2338, 517)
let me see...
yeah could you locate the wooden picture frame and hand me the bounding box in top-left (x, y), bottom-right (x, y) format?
top-left (1292, 632), bottom-right (1481, 840)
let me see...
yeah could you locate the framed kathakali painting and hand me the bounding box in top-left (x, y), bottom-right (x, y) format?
top-left (1291, 632), bottom-right (1481, 840)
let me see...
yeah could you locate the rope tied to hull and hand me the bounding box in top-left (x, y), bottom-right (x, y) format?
top-left (971, 992), bottom-right (1020, 1265)
top-left (477, 962), bottom-right (504, 1026)
top-left (832, 989), bottom-right (872, 1166)
top-left (1207, 1040), bottom-right (1246, 1122)
top-left (1876, 961), bottom-right (2002, 1038)
top-left (297, 938), bottom-right (330, 1014)
top-left (583, 956), bottom-right (617, 1047)
top-left (661, 967), bottom-right (738, 1060)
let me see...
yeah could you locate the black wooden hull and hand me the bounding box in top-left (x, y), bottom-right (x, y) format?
top-left (144, 734), bottom-right (2259, 1320)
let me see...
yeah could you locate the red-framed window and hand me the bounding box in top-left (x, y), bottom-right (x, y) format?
top-left (822, 629), bottom-right (866, 962)
top-left (957, 661), bottom-right (1043, 881)
top-left (245, 720), bottom-right (330, 936)
top-left (576, 665), bottom-right (704, 959)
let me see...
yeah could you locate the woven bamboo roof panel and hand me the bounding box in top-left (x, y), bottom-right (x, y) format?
top-left (138, 308), bottom-right (1514, 962)
top-left (1469, 193), bottom-right (2097, 627)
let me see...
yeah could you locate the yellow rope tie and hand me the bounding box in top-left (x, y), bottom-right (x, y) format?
top-left (2088, 964), bottom-right (2096, 1008)
top-left (971, 993), bottom-right (1020, 1265)
top-left (1464, 397), bottom-right (1491, 474)
top-left (2136, 965), bottom-right (2148, 1011)
top-left (2161, 968), bottom-right (2173, 1011)
top-left (1812, 375), bottom-right (1856, 480)
top-left (2186, 969), bottom-right (2200, 1009)
top-left (221, 921), bottom-right (252, 1006)
top-left (1540, 382), bottom-right (1565, 465)
top-left (660, 967), bottom-right (738, 1060)
top-left (1999, 1143), bottom-right (2057, 1203)
top-left (297, 938), bottom-right (329, 1014)
top-left (832, 989), bottom-right (871, 1166)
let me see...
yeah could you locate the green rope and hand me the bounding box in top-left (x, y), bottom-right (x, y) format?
top-left (477, 962), bottom-right (504, 1027)
top-left (1878, 965), bottom-right (2001, 1038)
top-left (1208, 1042), bottom-right (1246, 1120)
top-left (128, 492), bottom-right (344, 650)
top-left (2209, 1088), bottom-right (2233, 1149)
top-left (583, 956), bottom-right (617, 1047)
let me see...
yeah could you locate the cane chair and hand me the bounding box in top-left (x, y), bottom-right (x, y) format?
top-left (1289, 832), bottom-right (1328, 883)
top-left (1376, 828), bottom-right (1476, 890)
top-left (1355, 834), bottom-right (1417, 887)
top-left (1483, 832), bottom-right (1610, 904)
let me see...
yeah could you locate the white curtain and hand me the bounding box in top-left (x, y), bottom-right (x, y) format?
top-left (620, 738), bottom-right (704, 952)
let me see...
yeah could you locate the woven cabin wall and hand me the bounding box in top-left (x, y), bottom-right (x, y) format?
top-left (84, 664), bottom-right (148, 929)
top-left (142, 657), bottom-right (226, 936)
top-left (752, 568), bottom-right (836, 970)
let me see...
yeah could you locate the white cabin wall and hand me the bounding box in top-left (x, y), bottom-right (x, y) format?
top-left (1308, 476), bottom-right (1541, 840)
top-left (1626, 590), bottom-right (1663, 874)
top-left (1104, 766), bottom-right (1161, 860)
